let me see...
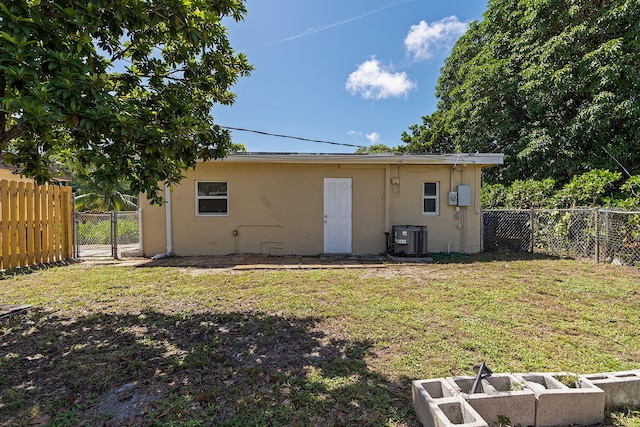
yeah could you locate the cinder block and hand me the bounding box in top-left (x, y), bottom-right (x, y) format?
top-left (412, 378), bottom-right (458, 427)
top-left (412, 378), bottom-right (488, 427)
top-left (433, 399), bottom-right (488, 427)
top-left (515, 372), bottom-right (605, 427)
top-left (447, 374), bottom-right (535, 427)
top-left (579, 370), bottom-right (640, 410)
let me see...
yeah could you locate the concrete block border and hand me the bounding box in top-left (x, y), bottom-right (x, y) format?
top-left (412, 378), bottom-right (488, 427)
top-left (514, 372), bottom-right (604, 427)
top-left (446, 373), bottom-right (535, 427)
top-left (579, 370), bottom-right (640, 411)
top-left (413, 370), bottom-right (640, 427)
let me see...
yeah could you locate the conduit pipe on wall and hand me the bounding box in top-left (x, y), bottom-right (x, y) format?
top-left (385, 165), bottom-right (391, 233)
top-left (165, 183), bottom-right (173, 254)
top-left (151, 183), bottom-right (173, 260)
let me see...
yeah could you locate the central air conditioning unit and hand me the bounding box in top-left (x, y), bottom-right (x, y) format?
top-left (390, 225), bottom-right (428, 256)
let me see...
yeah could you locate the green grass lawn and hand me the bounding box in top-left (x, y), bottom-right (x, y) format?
top-left (1, 254), bottom-right (640, 426)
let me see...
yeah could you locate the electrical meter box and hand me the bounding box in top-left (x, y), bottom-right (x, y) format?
top-left (457, 185), bottom-right (471, 206)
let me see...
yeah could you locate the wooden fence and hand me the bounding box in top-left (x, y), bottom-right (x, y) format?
top-left (0, 179), bottom-right (73, 270)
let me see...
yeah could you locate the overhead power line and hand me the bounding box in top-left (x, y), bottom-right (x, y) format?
top-left (219, 126), bottom-right (366, 149)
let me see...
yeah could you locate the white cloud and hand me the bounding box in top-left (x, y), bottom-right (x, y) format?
top-left (346, 57), bottom-right (416, 100)
top-left (366, 132), bottom-right (380, 144)
top-left (404, 16), bottom-right (468, 61)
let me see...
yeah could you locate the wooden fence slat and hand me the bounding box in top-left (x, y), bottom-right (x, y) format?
top-left (9, 181), bottom-right (18, 268)
top-left (41, 185), bottom-right (51, 263)
top-left (26, 182), bottom-right (35, 265)
top-left (0, 180), bottom-right (9, 269)
top-left (52, 186), bottom-right (61, 262)
top-left (0, 180), bottom-right (72, 270)
top-left (17, 182), bottom-right (27, 267)
top-left (33, 183), bottom-right (42, 264)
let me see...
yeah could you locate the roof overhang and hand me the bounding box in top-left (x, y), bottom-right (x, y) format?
top-left (0, 156), bottom-right (72, 182)
top-left (209, 152), bottom-right (504, 166)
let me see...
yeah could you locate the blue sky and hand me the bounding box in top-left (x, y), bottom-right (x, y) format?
top-left (214, 0), bottom-right (489, 153)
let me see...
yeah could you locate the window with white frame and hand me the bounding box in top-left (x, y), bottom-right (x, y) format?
top-left (196, 181), bottom-right (228, 215)
top-left (422, 182), bottom-right (439, 216)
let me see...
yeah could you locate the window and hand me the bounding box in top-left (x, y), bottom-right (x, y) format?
top-left (422, 182), bottom-right (439, 216)
top-left (196, 181), bottom-right (228, 216)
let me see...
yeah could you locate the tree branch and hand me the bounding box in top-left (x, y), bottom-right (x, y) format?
top-left (0, 122), bottom-right (30, 152)
top-left (0, 72), bottom-right (5, 133)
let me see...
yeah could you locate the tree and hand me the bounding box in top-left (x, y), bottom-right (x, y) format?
top-left (505, 178), bottom-right (556, 209)
top-left (74, 178), bottom-right (138, 212)
top-left (400, 112), bottom-right (456, 153)
top-left (479, 169), bottom-right (639, 209)
top-left (0, 0), bottom-right (252, 204)
top-left (354, 144), bottom-right (397, 154)
top-left (402, 0), bottom-right (640, 186)
top-left (554, 169), bottom-right (622, 208)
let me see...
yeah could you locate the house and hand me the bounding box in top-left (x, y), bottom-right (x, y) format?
top-left (0, 154), bottom-right (72, 184)
top-left (0, 156), bottom-right (35, 183)
top-left (139, 153), bottom-right (503, 257)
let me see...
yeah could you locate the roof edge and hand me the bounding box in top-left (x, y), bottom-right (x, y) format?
top-left (207, 153), bottom-right (504, 166)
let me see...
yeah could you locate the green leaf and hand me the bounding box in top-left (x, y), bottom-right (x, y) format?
top-left (0, 31), bottom-right (18, 45)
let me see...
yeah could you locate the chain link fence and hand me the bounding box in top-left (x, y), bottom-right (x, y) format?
top-left (74, 211), bottom-right (140, 258)
top-left (484, 209), bottom-right (640, 266)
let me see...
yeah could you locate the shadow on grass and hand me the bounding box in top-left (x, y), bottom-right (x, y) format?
top-left (0, 308), bottom-right (416, 426)
top-left (0, 259), bottom-right (81, 280)
top-left (429, 250), bottom-right (562, 264)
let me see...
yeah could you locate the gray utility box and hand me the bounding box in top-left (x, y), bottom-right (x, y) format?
top-left (392, 225), bottom-right (428, 256)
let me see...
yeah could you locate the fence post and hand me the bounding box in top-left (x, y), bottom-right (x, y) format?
top-left (73, 201), bottom-right (79, 259)
top-left (111, 210), bottom-right (118, 259)
top-left (604, 209), bottom-right (609, 262)
top-left (62, 187), bottom-right (73, 259)
top-left (594, 208), bottom-right (599, 263)
top-left (530, 209), bottom-right (535, 253)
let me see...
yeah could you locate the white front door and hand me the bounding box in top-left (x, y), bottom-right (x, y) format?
top-left (323, 178), bottom-right (352, 253)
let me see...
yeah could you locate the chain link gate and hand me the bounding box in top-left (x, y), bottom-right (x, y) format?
top-left (74, 211), bottom-right (140, 258)
top-left (483, 210), bottom-right (533, 252)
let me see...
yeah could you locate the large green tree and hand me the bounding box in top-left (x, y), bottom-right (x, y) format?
top-left (402, 0), bottom-right (640, 185)
top-left (0, 0), bottom-right (251, 204)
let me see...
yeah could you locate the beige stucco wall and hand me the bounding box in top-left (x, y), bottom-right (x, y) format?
top-left (0, 170), bottom-right (35, 183)
top-left (140, 160), bottom-right (488, 257)
top-left (388, 163), bottom-right (484, 254)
